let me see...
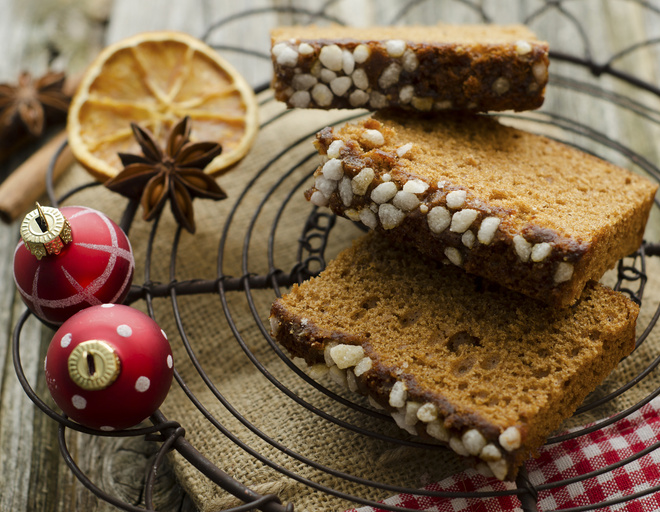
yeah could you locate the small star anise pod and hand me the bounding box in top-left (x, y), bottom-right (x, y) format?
top-left (0, 70), bottom-right (70, 138)
top-left (104, 116), bottom-right (226, 233)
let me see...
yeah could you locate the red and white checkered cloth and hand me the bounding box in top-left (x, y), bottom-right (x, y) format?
top-left (347, 397), bottom-right (660, 512)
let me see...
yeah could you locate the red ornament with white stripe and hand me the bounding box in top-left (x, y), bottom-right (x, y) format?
top-left (13, 205), bottom-right (134, 326)
top-left (44, 304), bottom-right (173, 430)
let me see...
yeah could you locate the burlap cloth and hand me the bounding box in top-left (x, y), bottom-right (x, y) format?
top-left (54, 91), bottom-right (660, 512)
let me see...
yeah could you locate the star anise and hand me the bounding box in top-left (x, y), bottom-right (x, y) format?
top-left (0, 70), bottom-right (71, 138)
top-left (104, 116), bottom-right (226, 233)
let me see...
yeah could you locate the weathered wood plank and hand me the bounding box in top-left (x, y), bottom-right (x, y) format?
top-left (1, 302), bottom-right (39, 512)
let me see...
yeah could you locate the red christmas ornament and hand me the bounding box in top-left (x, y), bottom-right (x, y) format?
top-left (13, 204), bottom-right (134, 326)
top-left (44, 304), bottom-right (173, 430)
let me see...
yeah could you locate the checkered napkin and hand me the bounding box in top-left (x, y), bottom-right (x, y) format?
top-left (348, 397), bottom-right (660, 512)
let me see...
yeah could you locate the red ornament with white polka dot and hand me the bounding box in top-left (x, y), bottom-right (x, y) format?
top-left (13, 204), bottom-right (135, 326)
top-left (44, 304), bottom-right (174, 431)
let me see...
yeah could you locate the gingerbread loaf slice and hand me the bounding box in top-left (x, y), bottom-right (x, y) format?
top-left (271, 24), bottom-right (548, 113)
top-left (306, 112), bottom-right (657, 308)
top-left (269, 233), bottom-right (639, 481)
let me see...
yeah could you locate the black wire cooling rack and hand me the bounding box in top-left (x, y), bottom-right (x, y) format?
top-left (12, 1), bottom-right (660, 511)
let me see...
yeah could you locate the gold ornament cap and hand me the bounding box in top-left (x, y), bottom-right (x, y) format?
top-left (20, 203), bottom-right (72, 260)
top-left (68, 340), bottom-right (121, 391)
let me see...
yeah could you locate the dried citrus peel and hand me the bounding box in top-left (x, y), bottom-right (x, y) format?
top-left (67, 31), bottom-right (259, 181)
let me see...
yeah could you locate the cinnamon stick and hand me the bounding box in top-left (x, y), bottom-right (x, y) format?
top-left (0, 72), bottom-right (84, 223)
top-left (0, 129), bottom-right (73, 223)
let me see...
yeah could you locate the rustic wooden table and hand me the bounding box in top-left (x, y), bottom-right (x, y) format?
top-left (2, 1), bottom-right (660, 511)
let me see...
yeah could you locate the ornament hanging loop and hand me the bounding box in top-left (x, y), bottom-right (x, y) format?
top-left (67, 340), bottom-right (121, 391)
top-left (19, 203), bottom-right (73, 260)
top-left (35, 202), bottom-right (49, 232)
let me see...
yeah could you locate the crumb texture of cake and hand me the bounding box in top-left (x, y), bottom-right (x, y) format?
top-left (270, 233), bottom-right (639, 481)
top-left (270, 24), bottom-right (549, 113)
top-left (306, 112), bottom-right (658, 308)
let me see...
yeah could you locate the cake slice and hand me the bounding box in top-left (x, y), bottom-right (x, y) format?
top-left (269, 233), bottom-right (639, 481)
top-left (306, 112), bottom-right (657, 308)
top-left (271, 24), bottom-right (549, 112)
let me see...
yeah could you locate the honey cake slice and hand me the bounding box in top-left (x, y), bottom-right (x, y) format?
top-left (306, 112), bottom-right (657, 308)
top-left (269, 233), bottom-right (639, 481)
top-left (271, 24), bottom-right (548, 113)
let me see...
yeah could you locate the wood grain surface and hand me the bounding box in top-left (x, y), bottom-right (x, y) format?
top-left (1, 1), bottom-right (659, 511)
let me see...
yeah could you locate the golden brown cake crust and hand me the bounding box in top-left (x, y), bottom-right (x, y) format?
top-left (270, 24), bottom-right (549, 112)
top-left (306, 112), bottom-right (658, 308)
top-left (269, 233), bottom-right (639, 480)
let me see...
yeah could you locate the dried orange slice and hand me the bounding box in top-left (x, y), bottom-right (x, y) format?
top-left (67, 31), bottom-right (258, 181)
